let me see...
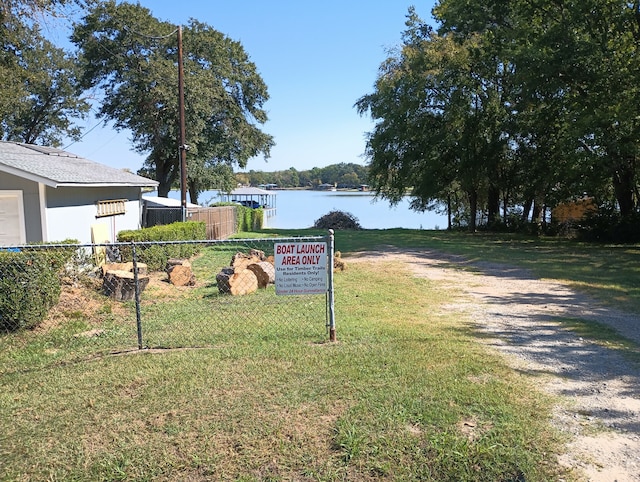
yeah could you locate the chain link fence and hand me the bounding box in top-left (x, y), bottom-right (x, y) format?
top-left (0, 235), bottom-right (334, 372)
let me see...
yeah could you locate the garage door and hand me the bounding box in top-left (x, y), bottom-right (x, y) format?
top-left (0, 191), bottom-right (26, 246)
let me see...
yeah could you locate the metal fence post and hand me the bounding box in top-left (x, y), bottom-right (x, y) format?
top-left (131, 242), bottom-right (144, 349)
top-left (327, 229), bottom-right (336, 341)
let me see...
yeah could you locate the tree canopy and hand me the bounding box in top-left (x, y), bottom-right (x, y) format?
top-left (357, 1), bottom-right (640, 233)
top-left (71, 1), bottom-right (273, 203)
top-left (1, 0), bottom-right (90, 145)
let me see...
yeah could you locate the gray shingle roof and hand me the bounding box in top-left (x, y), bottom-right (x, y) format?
top-left (0, 141), bottom-right (158, 187)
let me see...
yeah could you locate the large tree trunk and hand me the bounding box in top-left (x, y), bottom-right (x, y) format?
top-left (612, 159), bottom-right (636, 217)
top-left (468, 189), bottom-right (478, 232)
top-left (156, 163), bottom-right (173, 197)
top-left (157, 182), bottom-right (170, 198)
top-left (155, 155), bottom-right (178, 197)
top-left (522, 198), bottom-right (534, 223)
top-left (487, 185), bottom-right (500, 226)
top-left (246, 262), bottom-right (275, 288)
top-left (102, 270), bottom-right (150, 301)
top-left (502, 191), bottom-right (509, 224)
top-left (188, 179), bottom-right (200, 206)
top-left (216, 268), bottom-right (258, 295)
top-left (532, 195), bottom-right (545, 225)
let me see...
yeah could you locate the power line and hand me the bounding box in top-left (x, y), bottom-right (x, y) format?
top-left (62, 119), bottom-right (103, 150)
top-left (123, 25), bottom-right (179, 41)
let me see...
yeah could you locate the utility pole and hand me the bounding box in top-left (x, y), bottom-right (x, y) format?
top-left (177, 25), bottom-right (188, 222)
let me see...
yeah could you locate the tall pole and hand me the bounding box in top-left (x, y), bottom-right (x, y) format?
top-left (177, 25), bottom-right (188, 222)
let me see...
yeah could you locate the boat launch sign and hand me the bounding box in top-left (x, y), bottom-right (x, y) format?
top-left (274, 241), bottom-right (328, 295)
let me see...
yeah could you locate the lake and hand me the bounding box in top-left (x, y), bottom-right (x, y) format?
top-left (191, 189), bottom-right (448, 230)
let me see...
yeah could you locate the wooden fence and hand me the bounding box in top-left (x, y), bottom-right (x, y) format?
top-left (187, 206), bottom-right (237, 240)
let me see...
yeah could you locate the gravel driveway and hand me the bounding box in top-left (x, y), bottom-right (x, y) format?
top-left (348, 248), bottom-right (640, 482)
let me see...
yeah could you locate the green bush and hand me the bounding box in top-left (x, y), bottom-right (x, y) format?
top-left (118, 221), bottom-right (206, 243)
top-left (117, 221), bottom-right (207, 271)
top-left (576, 210), bottom-right (640, 243)
top-left (235, 205), bottom-right (264, 232)
top-left (0, 251), bottom-right (62, 331)
top-left (209, 203), bottom-right (263, 232)
top-left (314, 210), bottom-right (362, 230)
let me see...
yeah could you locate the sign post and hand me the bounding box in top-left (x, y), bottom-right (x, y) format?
top-left (274, 234), bottom-right (335, 341)
top-left (327, 230), bottom-right (336, 341)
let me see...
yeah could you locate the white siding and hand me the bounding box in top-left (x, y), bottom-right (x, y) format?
top-left (46, 201), bottom-right (142, 243)
top-left (45, 186), bottom-right (143, 244)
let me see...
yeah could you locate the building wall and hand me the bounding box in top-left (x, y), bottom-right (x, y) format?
top-left (45, 186), bottom-right (143, 244)
top-left (0, 174), bottom-right (145, 244)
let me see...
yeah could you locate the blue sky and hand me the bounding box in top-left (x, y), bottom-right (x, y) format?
top-left (60, 1), bottom-right (438, 173)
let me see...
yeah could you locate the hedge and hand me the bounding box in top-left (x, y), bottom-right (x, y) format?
top-left (117, 221), bottom-right (207, 271)
top-left (237, 205), bottom-right (264, 232)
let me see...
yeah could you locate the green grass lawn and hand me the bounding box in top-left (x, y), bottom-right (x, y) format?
top-left (3, 229), bottom-right (638, 481)
top-left (267, 228), bottom-right (640, 314)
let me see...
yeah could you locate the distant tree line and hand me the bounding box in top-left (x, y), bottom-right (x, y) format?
top-left (236, 163), bottom-right (369, 189)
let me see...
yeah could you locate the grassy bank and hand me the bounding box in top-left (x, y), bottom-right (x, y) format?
top-left (4, 229), bottom-right (636, 480)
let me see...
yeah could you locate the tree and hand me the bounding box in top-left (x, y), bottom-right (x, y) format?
top-left (435, 0), bottom-right (640, 219)
top-left (72, 1), bottom-right (274, 203)
top-left (1, 0), bottom-right (89, 145)
top-left (357, 8), bottom-right (512, 230)
top-left (360, 1), bottom-right (640, 233)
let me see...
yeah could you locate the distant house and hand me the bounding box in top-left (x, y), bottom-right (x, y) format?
top-left (0, 141), bottom-right (158, 245)
top-left (219, 186), bottom-right (277, 220)
top-left (317, 183), bottom-right (337, 191)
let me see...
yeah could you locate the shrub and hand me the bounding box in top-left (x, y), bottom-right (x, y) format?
top-left (235, 205), bottom-right (264, 232)
top-left (313, 210), bottom-right (362, 230)
top-left (576, 211), bottom-right (640, 243)
top-left (0, 251), bottom-right (61, 331)
top-left (117, 221), bottom-right (206, 270)
top-left (210, 203), bottom-right (263, 232)
top-left (118, 221), bottom-right (206, 243)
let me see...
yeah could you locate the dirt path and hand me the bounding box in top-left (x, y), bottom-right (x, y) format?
top-left (347, 249), bottom-right (640, 482)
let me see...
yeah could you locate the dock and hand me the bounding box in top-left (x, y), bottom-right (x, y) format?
top-left (221, 186), bottom-right (277, 219)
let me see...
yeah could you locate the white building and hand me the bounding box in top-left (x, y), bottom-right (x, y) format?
top-left (0, 141), bottom-right (158, 245)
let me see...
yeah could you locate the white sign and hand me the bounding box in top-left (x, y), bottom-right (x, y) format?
top-left (274, 241), bottom-right (328, 295)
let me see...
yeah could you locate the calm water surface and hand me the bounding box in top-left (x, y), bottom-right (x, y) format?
top-left (194, 189), bottom-right (447, 230)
